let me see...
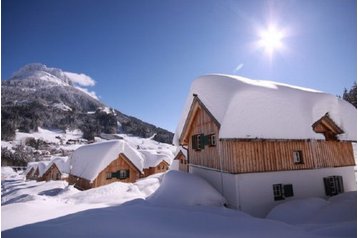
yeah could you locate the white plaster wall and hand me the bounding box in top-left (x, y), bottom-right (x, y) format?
top-left (190, 166), bottom-right (238, 207)
top-left (169, 160), bottom-right (179, 171)
top-left (190, 165), bottom-right (356, 218)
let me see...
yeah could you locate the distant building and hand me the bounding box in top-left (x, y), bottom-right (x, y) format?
top-left (173, 150), bottom-right (188, 172)
top-left (68, 140), bottom-right (144, 190)
top-left (41, 157), bottom-right (70, 182)
top-left (174, 74), bottom-right (357, 217)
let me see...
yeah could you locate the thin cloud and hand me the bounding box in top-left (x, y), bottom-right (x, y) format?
top-left (64, 72), bottom-right (96, 87)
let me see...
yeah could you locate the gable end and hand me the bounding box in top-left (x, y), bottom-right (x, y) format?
top-left (312, 113), bottom-right (344, 141)
top-left (179, 95), bottom-right (220, 145)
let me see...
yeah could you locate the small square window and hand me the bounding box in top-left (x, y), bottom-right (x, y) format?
top-left (293, 151), bottom-right (303, 164)
top-left (106, 172), bottom-right (112, 179)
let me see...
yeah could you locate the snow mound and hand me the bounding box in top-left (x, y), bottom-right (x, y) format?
top-left (309, 192), bottom-right (357, 224)
top-left (70, 140), bottom-right (145, 182)
top-left (147, 170), bottom-right (226, 207)
top-left (266, 197), bottom-right (329, 224)
top-left (1, 167), bottom-right (19, 180)
top-left (174, 74), bottom-right (356, 143)
top-left (266, 192), bottom-right (357, 225)
top-left (65, 182), bottom-right (144, 205)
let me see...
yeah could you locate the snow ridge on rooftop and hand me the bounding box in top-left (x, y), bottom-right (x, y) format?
top-left (174, 74), bottom-right (357, 143)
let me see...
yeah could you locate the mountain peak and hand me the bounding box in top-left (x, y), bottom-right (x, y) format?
top-left (10, 63), bottom-right (73, 86)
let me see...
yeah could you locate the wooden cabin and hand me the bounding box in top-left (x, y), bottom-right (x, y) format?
top-left (139, 149), bottom-right (172, 177)
top-left (41, 157), bottom-right (70, 182)
top-left (173, 150), bottom-right (188, 172)
top-left (174, 74), bottom-right (357, 217)
top-left (143, 160), bottom-right (170, 177)
top-left (68, 140), bottom-right (144, 190)
top-left (25, 166), bottom-right (35, 180)
top-left (42, 163), bottom-right (62, 181)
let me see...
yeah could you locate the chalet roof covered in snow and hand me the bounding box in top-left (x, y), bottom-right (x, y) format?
top-left (70, 140), bottom-right (144, 182)
top-left (139, 149), bottom-right (173, 168)
top-left (46, 157), bottom-right (71, 175)
top-left (174, 74), bottom-right (357, 143)
top-left (38, 161), bottom-right (51, 177)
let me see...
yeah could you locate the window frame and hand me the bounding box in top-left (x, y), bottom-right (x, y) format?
top-left (208, 134), bottom-right (216, 147)
top-left (273, 184), bottom-right (284, 201)
top-left (324, 176), bottom-right (344, 196)
top-left (293, 150), bottom-right (304, 164)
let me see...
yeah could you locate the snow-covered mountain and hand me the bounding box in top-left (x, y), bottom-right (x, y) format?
top-left (1, 63), bottom-right (173, 144)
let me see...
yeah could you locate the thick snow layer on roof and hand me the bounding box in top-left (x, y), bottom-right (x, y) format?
top-left (70, 140), bottom-right (144, 182)
top-left (38, 161), bottom-right (51, 177)
top-left (46, 157), bottom-right (70, 175)
top-left (147, 170), bottom-right (226, 207)
top-left (139, 149), bottom-right (174, 168)
top-left (174, 74), bottom-right (357, 143)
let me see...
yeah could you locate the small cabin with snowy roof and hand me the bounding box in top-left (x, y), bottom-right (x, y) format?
top-left (68, 140), bottom-right (144, 190)
top-left (32, 161), bottom-right (50, 181)
top-left (140, 150), bottom-right (172, 177)
top-left (174, 74), bottom-right (357, 217)
top-left (41, 157), bottom-right (70, 182)
top-left (173, 149), bottom-right (189, 172)
top-left (25, 162), bottom-right (39, 180)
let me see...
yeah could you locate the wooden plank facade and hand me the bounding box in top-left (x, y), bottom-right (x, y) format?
top-left (68, 153), bottom-right (141, 190)
top-left (174, 150), bottom-right (189, 172)
top-left (181, 97), bottom-right (355, 174)
top-left (41, 164), bottom-right (63, 182)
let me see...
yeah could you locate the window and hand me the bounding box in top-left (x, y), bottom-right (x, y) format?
top-left (106, 172), bottom-right (112, 179)
top-left (273, 184), bottom-right (294, 201)
top-left (273, 184), bottom-right (284, 201)
top-left (293, 151), bottom-right (303, 164)
top-left (119, 170), bottom-right (130, 179)
top-left (208, 134), bottom-right (216, 147)
top-left (324, 176), bottom-right (344, 196)
top-left (192, 133), bottom-right (216, 150)
top-left (110, 170), bottom-right (130, 180)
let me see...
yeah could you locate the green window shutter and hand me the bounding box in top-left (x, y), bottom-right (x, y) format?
top-left (192, 135), bottom-right (198, 150)
top-left (112, 171), bottom-right (120, 179)
top-left (199, 134), bottom-right (205, 149)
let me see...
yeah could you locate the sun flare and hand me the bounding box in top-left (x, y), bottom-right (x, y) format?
top-left (258, 25), bottom-right (284, 55)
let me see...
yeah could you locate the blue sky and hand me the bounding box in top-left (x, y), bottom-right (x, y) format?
top-left (2, 0), bottom-right (357, 132)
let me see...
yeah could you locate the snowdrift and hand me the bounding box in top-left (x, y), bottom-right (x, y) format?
top-left (147, 170), bottom-right (226, 207)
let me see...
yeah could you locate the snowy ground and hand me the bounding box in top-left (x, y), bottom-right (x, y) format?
top-left (1, 168), bottom-right (356, 238)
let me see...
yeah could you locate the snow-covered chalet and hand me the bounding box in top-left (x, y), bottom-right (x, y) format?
top-left (41, 157), bottom-right (70, 182)
top-left (68, 140), bottom-right (172, 190)
top-left (174, 74), bottom-right (357, 217)
top-left (68, 140), bottom-right (145, 190)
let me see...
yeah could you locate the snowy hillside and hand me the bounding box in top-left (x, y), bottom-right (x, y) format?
top-left (2, 169), bottom-right (356, 237)
top-left (1, 63), bottom-right (174, 149)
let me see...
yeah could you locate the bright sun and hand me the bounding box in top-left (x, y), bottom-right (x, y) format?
top-left (258, 25), bottom-right (284, 56)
